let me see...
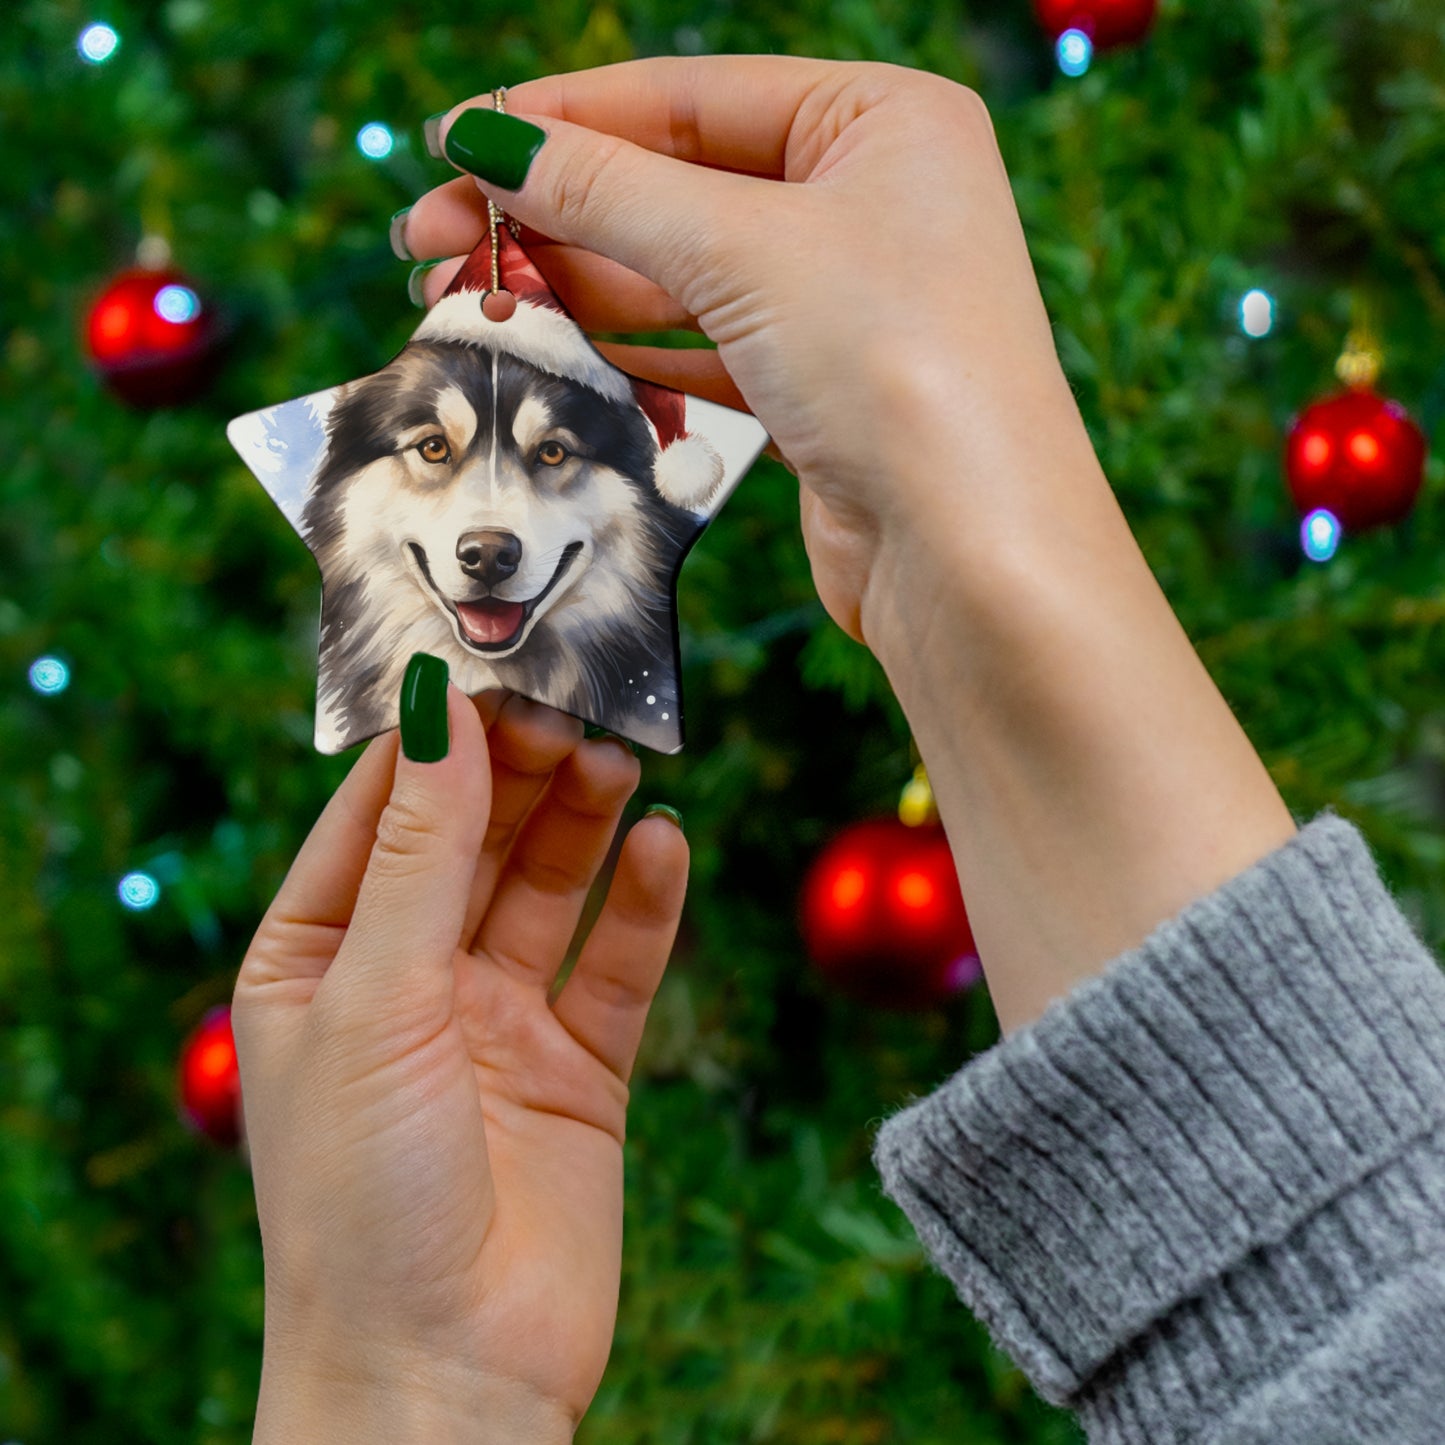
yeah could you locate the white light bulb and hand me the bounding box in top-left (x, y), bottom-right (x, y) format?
top-left (357, 123), bottom-right (395, 160)
top-left (1240, 288), bottom-right (1275, 338)
top-left (78, 23), bottom-right (120, 64)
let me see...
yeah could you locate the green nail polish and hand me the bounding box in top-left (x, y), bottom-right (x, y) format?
top-left (423, 112), bottom-right (447, 160)
top-left (584, 723), bottom-right (638, 754)
top-left (644, 803), bottom-right (684, 833)
top-left (407, 260), bottom-right (443, 307)
top-left (400, 652), bottom-right (449, 762)
top-left (443, 107), bottom-right (546, 192)
top-left (389, 206), bottom-right (413, 262)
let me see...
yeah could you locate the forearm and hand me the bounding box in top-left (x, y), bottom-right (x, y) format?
top-left (860, 375), bottom-right (1296, 1034)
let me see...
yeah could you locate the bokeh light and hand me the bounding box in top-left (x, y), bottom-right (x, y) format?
top-left (356, 122), bottom-right (395, 159)
top-left (78, 22), bottom-right (120, 64)
top-left (1348, 430), bottom-right (1381, 466)
top-left (1057, 29), bottom-right (1093, 76)
top-left (1301, 508), bottom-right (1342, 563)
top-left (28, 656), bottom-right (70, 695)
top-left (1240, 288), bottom-right (1275, 338)
top-left (153, 284), bottom-right (201, 324)
top-left (830, 865), bottom-right (867, 911)
top-left (118, 871), bottom-right (161, 911)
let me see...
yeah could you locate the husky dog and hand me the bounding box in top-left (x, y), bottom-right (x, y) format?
top-left (302, 339), bottom-right (701, 750)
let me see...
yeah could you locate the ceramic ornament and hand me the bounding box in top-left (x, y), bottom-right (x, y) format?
top-left (228, 228), bottom-right (768, 754)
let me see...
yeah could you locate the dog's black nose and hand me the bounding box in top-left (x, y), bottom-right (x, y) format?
top-left (456, 529), bottom-right (522, 586)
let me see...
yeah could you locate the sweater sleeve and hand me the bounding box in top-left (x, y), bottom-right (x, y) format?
top-left (871, 810), bottom-right (1445, 1443)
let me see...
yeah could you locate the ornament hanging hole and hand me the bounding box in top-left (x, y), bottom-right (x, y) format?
top-left (482, 289), bottom-right (516, 323)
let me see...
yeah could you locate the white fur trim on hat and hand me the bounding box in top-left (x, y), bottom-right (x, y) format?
top-left (653, 433), bottom-right (726, 511)
top-left (411, 293), bottom-right (633, 406)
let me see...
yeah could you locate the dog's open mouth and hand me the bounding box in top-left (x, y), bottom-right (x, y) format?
top-left (409, 541), bottom-right (584, 653)
top-left (455, 597), bottom-right (528, 647)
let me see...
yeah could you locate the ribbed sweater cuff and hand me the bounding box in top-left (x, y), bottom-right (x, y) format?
top-left (871, 811), bottom-right (1445, 1412)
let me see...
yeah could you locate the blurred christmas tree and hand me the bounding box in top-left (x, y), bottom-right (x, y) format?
top-left (4, 0), bottom-right (1445, 1441)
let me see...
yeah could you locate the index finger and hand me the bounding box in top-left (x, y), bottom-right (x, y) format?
top-left (495, 55), bottom-right (851, 178)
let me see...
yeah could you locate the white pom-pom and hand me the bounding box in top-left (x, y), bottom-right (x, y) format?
top-left (653, 434), bottom-right (725, 512)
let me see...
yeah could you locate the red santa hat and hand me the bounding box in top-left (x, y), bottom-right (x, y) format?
top-left (412, 230), bottom-right (725, 511)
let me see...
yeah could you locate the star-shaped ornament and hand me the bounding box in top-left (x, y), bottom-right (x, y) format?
top-left (228, 226), bottom-right (768, 754)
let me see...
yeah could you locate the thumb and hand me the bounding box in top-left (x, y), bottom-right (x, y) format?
top-left (438, 104), bottom-right (765, 320)
top-left (323, 655), bottom-right (491, 1026)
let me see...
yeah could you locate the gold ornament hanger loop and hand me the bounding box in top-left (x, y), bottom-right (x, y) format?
top-left (480, 86), bottom-right (524, 322)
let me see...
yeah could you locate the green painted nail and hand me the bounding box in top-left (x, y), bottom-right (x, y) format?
top-left (423, 112), bottom-right (447, 160)
top-left (407, 259), bottom-right (444, 307)
top-left (644, 803), bottom-right (684, 833)
top-left (584, 723), bottom-right (638, 754)
top-left (400, 652), bottom-right (449, 762)
top-left (389, 206), bottom-right (413, 262)
top-left (443, 107), bottom-right (546, 192)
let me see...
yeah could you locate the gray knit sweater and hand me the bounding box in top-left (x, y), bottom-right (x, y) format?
top-left (872, 811), bottom-right (1445, 1442)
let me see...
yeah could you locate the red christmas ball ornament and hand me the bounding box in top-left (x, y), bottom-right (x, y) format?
top-left (800, 818), bottom-right (980, 1010)
top-left (178, 1006), bottom-right (243, 1147)
top-left (1033, 0), bottom-right (1157, 49)
top-left (1285, 388), bottom-right (1427, 534)
top-left (85, 266), bottom-right (220, 407)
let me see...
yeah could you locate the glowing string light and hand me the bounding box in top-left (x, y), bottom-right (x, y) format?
top-left (1301, 508), bottom-right (1341, 563)
top-left (1240, 289), bottom-right (1275, 338)
top-left (154, 284), bottom-right (201, 324)
top-left (28, 657), bottom-right (71, 695)
top-left (1057, 28), bottom-right (1093, 77)
top-left (356, 122), bottom-right (395, 159)
top-left (78, 22), bottom-right (120, 64)
top-left (118, 871), bottom-right (161, 910)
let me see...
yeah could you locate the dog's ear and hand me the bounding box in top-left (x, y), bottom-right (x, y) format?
top-left (632, 378), bottom-right (725, 511)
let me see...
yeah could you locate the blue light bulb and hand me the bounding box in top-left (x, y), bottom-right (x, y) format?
top-left (1057, 29), bottom-right (1093, 77)
top-left (1301, 508), bottom-right (1341, 563)
top-left (356, 123), bottom-right (395, 160)
top-left (28, 657), bottom-right (71, 695)
top-left (154, 284), bottom-right (201, 324)
top-left (118, 871), bottom-right (161, 910)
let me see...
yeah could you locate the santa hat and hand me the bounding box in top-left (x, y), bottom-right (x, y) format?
top-left (412, 230), bottom-right (725, 511)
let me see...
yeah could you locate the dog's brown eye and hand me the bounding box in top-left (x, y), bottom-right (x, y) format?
top-left (417, 435), bottom-right (451, 465)
top-left (537, 440), bottom-right (568, 467)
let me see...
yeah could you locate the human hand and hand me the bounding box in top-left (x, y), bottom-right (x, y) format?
top-left (232, 681), bottom-right (688, 1442)
top-left (401, 57), bottom-right (1099, 649)
top-left (400, 60), bottom-right (1297, 1041)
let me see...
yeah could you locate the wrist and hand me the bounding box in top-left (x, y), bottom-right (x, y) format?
top-left (254, 1345), bottom-right (575, 1445)
top-left (856, 357), bottom-right (1118, 688)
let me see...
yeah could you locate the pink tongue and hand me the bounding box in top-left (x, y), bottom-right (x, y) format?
top-left (456, 599), bottom-right (526, 644)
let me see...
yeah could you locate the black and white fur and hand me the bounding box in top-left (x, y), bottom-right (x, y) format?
top-left (302, 340), bottom-right (699, 750)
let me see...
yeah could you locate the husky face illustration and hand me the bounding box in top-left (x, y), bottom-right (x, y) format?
top-left (301, 340), bottom-right (697, 749)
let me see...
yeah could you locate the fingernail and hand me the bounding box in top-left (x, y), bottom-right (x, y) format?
top-left (400, 652), bottom-right (450, 762)
top-left (407, 260), bottom-right (444, 308)
top-left (443, 107), bottom-right (546, 192)
top-left (423, 111), bottom-right (447, 160)
top-left (644, 804), bottom-right (684, 833)
top-left (389, 206), bottom-right (413, 262)
top-left (584, 723), bottom-right (639, 755)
